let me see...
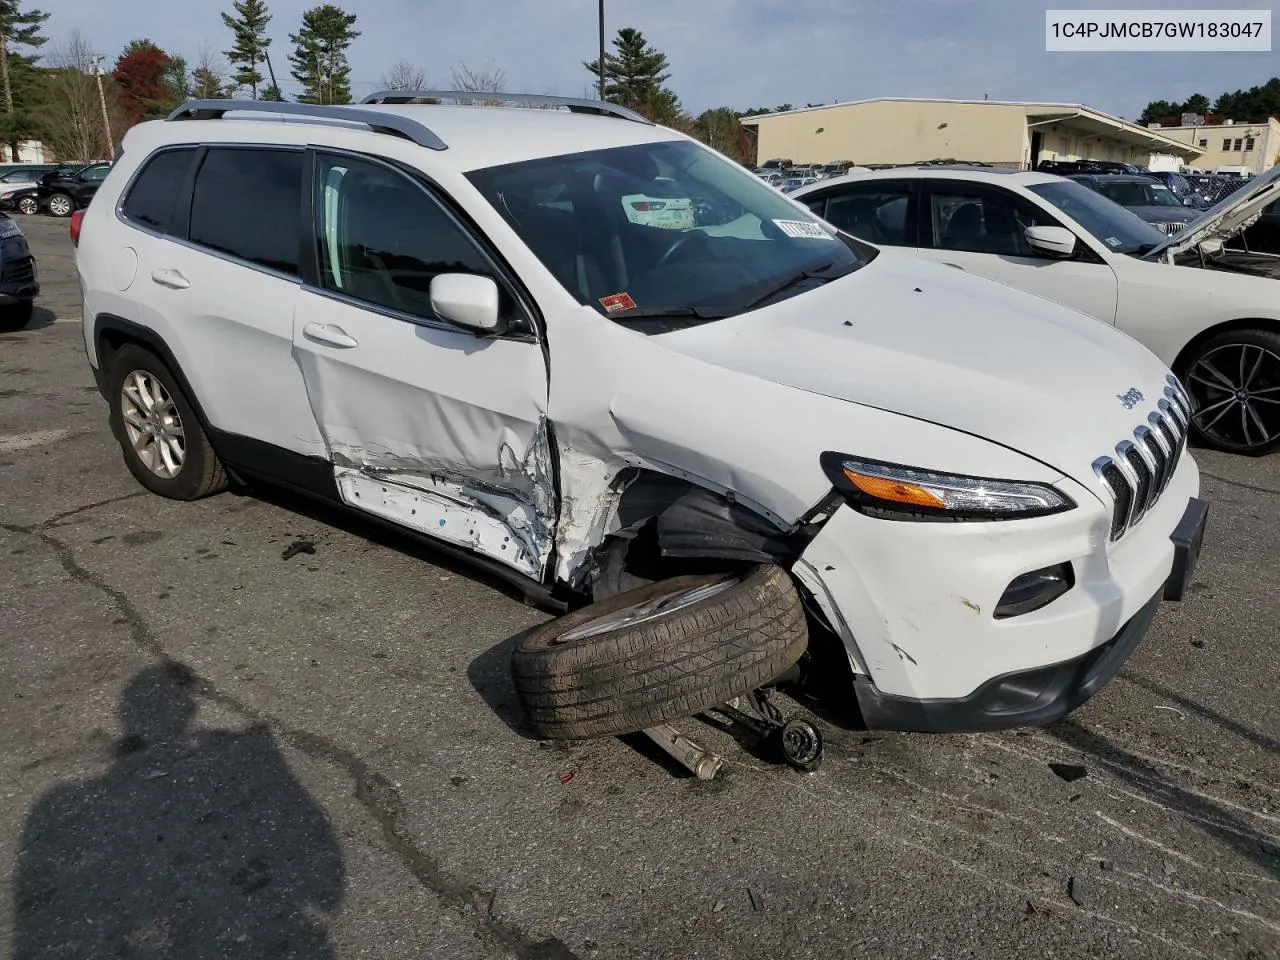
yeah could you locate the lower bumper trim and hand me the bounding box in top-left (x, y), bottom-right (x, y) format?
top-left (854, 591), bottom-right (1162, 733)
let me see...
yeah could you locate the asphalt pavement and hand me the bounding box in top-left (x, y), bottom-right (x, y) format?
top-left (1, 214), bottom-right (1277, 959)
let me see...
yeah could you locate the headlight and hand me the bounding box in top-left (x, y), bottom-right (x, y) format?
top-left (820, 453), bottom-right (1074, 521)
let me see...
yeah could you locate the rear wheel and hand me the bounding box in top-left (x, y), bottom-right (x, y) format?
top-left (1182, 329), bottom-right (1280, 456)
top-left (107, 344), bottom-right (228, 499)
top-left (511, 564), bottom-right (808, 740)
top-left (46, 193), bottom-right (73, 217)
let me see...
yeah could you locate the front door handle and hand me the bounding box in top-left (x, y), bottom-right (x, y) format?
top-left (302, 322), bottom-right (359, 349)
top-left (150, 268), bottom-right (190, 289)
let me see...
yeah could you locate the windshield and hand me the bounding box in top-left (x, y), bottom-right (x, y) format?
top-left (467, 139), bottom-right (868, 324)
top-left (1028, 180), bottom-right (1167, 255)
top-left (1095, 179), bottom-right (1182, 208)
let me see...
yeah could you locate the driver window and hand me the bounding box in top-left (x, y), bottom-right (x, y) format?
top-left (928, 185), bottom-right (1055, 257)
top-left (315, 153), bottom-right (510, 325)
top-left (818, 182), bottom-right (914, 246)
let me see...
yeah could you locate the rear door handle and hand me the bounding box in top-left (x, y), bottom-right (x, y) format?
top-left (302, 322), bottom-right (359, 349)
top-left (151, 268), bottom-right (189, 289)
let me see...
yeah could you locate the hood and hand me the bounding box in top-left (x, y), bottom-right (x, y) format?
top-left (1129, 205), bottom-right (1197, 225)
top-left (1146, 166), bottom-right (1280, 260)
top-left (658, 252), bottom-right (1174, 486)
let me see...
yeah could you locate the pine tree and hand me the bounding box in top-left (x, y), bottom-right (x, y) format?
top-left (288, 4), bottom-right (359, 105)
top-left (584, 27), bottom-right (679, 122)
top-left (192, 66), bottom-right (228, 99)
top-left (0, 0), bottom-right (49, 160)
top-left (222, 0), bottom-right (271, 99)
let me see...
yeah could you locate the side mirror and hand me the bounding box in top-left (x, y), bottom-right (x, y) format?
top-left (429, 273), bottom-right (502, 334)
top-left (1025, 225), bottom-right (1076, 258)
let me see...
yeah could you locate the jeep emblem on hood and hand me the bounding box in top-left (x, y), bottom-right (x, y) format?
top-left (1117, 388), bottom-right (1144, 409)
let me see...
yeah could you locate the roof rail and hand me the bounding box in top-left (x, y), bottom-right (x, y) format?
top-left (165, 99), bottom-right (448, 150)
top-left (359, 90), bottom-right (652, 125)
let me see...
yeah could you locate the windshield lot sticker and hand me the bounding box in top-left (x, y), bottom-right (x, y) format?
top-left (599, 292), bottom-right (637, 313)
top-left (773, 219), bottom-right (834, 239)
top-left (1105, 236), bottom-right (1123, 247)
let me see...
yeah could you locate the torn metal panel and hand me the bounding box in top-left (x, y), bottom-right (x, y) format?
top-left (334, 467), bottom-right (543, 579)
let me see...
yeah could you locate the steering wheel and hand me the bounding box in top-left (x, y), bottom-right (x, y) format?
top-left (654, 229), bottom-right (707, 268)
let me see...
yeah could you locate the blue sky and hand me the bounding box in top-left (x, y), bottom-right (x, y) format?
top-left (42, 0), bottom-right (1280, 119)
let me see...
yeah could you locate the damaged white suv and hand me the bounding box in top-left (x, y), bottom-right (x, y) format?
top-left (77, 94), bottom-right (1207, 737)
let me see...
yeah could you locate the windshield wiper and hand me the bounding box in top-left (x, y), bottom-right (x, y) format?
top-left (740, 261), bottom-right (841, 311)
top-left (608, 305), bottom-right (726, 323)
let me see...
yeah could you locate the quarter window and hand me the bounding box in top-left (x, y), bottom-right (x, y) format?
top-left (314, 153), bottom-right (505, 323)
top-left (188, 148), bottom-right (304, 276)
top-left (121, 149), bottom-right (196, 234)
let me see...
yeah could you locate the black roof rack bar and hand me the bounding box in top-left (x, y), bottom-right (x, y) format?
top-left (359, 90), bottom-right (652, 124)
top-left (165, 99), bottom-right (448, 150)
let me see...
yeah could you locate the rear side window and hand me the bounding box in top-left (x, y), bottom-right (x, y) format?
top-left (188, 148), bottom-right (303, 276)
top-left (121, 149), bottom-right (196, 234)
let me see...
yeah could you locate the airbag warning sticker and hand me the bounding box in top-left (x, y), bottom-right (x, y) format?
top-left (773, 219), bottom-right (833, 239)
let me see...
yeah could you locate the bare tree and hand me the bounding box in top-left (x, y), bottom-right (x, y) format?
top-left (448, 61), bottom-right (505, 105)
top-left (380, 60), bottom-right (426, 91)
top-left (191, 43), bottom-right (233, 99)
top-left (37, 32), bottom-right (108, 161)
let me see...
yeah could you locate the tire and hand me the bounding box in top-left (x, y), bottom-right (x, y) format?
top-left (16, 196), bottom-right (37, 216)
top-left (46, 193), bottom-right (73, 217)
top-left (0, 299), bottom-right (33, 332)
top-left (107, 344), bottom-right (228, 499)
top-left (512, 564), bottom-right (808, 740)
top-left (1181, 328), bottom-right (1280, 456)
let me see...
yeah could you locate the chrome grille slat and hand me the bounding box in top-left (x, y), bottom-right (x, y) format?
top-left (1093, 375), bottom-right (1189, 541)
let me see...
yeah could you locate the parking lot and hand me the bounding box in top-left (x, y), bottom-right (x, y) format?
top-left (0, 214), bottom-right (1277, 958)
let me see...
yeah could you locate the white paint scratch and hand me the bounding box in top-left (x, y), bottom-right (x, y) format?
top-left (1095, 811), bottom-right (1205, 868)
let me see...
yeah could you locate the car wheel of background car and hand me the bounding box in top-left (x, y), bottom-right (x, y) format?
top-left (107, 344), bottom-right (229, 499)
top-left (511, 564), bottom-right (808, 740)
top-left (1183, 328), bottom-right (1280, 456)
top-left (0, 299), bottom-right (33, 332)
top-left (16, 196), bottom-right (37, 216)
top-left (46, 193), bottom-right (73, 217)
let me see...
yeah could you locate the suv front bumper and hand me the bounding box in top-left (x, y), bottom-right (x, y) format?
top-left (792, 457), bottom-right (1204, 732)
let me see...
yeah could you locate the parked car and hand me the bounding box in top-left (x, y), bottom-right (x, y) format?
top-left (1037, 159), bottom-right (1146, 176)
top-left (1144, 170), bottom-right (1214, 209)
top-left (780, 176), bottom-right (818, 193)
top-left (38, 161), bottom-right (112, 216)
top-left (0, 211), bottom-right (40, 330)
top-left (1066, 174), bottom-right (1199, 234)
top-left (1, 185), bottom-right (40, 216)
top-left (0, 167), bottom-right (45, 200)
top-left (794, 166), bottom-right (1280, 454)
top-left (76, 96), bottom-right (1204, 739)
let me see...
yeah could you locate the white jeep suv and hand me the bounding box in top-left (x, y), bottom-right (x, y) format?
top-left (75, 94), bottom-right (1206, 733)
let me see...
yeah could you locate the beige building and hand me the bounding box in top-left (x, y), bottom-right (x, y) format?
top-left (1151, 117), bottom-right (1280, 174)
top-left (740, 97), bottom-right (1201, 170)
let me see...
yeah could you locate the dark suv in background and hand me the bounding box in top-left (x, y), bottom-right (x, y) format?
top-left (37, 162), bottom-right (111, 217)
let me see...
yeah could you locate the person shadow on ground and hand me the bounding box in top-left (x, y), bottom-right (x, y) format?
top-left (14, 662), bottom-right (344, 959)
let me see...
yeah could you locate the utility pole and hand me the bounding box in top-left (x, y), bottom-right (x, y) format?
top-left (597, 0), bottom-right (605, 100)
top-left (0, 33), bottom-right (14, 161)
top-left (91, 55), bottom-right (113, 159)
top-left (264, 49), bottom-right (280, 100)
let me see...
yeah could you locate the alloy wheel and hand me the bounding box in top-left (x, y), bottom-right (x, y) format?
top-left (120, 370), bottom-right (186, 478)
top-left (48, 195), bottom-right (71, 217)
top-left (17, 197), bottom-right (37, 215)
top-left (1186, 343), bottom-right (1280, 451)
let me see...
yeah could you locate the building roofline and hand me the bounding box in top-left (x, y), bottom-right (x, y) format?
top-left (739, 96), bottom-right (1199, 155)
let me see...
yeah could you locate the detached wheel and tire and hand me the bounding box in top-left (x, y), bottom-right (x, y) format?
top-left (107, 344), bottom-right (228, 499)
top-left (46, 193), bottom-right (73, 217)
top-left (512, 564), bottom-right (808, 740)
top-left (16, 196), bottom-right (38, 216)
top-left (1183, 329), bottom-right (1280, 456)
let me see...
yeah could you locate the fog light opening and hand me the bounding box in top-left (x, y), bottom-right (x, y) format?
top-left (994, 563), bottom-right (1074, 620)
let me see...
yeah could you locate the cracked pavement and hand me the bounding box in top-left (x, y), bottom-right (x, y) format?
top-left (1, 216), bottom-right (1278, 959)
